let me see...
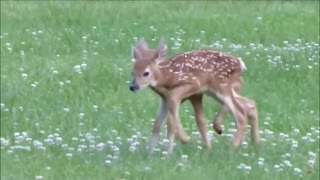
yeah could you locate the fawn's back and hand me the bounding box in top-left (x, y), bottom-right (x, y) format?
top-left (156, 50), bottom-right (246, 93)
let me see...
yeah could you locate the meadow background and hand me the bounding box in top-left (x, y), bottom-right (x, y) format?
top-left (1, 1), bottom-right (319, 180)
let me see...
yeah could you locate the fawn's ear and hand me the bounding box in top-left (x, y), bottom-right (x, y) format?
top-left (136, 38), bottom-right (149, 51)
top-left (154, 39), bottom-right (168, 64)
top-left (132, 38), bottom-right (149, 60)
top-left (132, 45), bottom-right (142, 60)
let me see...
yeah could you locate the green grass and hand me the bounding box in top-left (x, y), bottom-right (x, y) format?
top-left (1, 1), bottom-right (319, 180)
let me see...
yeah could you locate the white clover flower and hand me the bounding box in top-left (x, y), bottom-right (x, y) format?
top-left (291, 140), bottom-right (298, 149)
top-left (21, 73), bottom-right (28, 79)
top-left (129, 146), bottom-right (136, 152)
top-left (74, 65), bottom-right (81, 73)
top-left (279, 132), bottom-right (289, 140)
top-left (111, 145), bottom-right (119, 153)
top-left (112, 130), bottom-right (118, 136)
top-left (127, 138), bottom-right (133, 144)
top-left (284, 153), bottom-right (291, 158)
top-left (302, 136), bottom-right (309, 141)
top-left (66, 153), bottom-right (72, 159)
top-left (284, 160), bottom-right (292, 167)
top-left (244, 166), bottom-right (252, 173)
top-left (237, 163), bottom-right (246, 169)
top-left (294, 167), bottom-right (302, 175)
top-left (93, 105), bottom-right (98, 111)
top-left (1, 138), bottom-right (10, 147)
top-left (79, 113), bottom-right (85, 119)
top-left (113, 155), bottom-right (119, 160)
top-left (61, 144), bottom-right (68, 149)
top-left (308, 159), bottom-right (315, 167)
top-left (274, 164), bottom-right (282, 172)
top-left (55, 137), bottom-right (63, 144)
top-left (33, 140), bottom-right (43, 148)
top-left (242, 141), bottom-right (248, 148)
top-left (308, 138), bottom-right (315, 143)
top-left (162, 151), bottom-right (168, 156)
top-left (258, 161), bottom-right (264, 167)
top-left (242, 153), bottom-right (249, 157)
top-left (7, 149), bottom-right (13, 154)
top-left (181, 154), bottom-right (188, 161)
top-left (292, 128), bottom-right (300, 135)
top-left (35, 175), bottom-right (43, 180)
top-left (105, 160), bottom-right (112, 166)
top-left (309, 151), bottom-right (316, 159)
top-left (81, 63), bottom-right (87, 69)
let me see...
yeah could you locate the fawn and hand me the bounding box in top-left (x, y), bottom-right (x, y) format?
top-left (129, 38), bottom-right (260, 154)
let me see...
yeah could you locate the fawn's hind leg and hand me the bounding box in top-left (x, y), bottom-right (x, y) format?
top-left (212, 77), bottom-right (243, 135)
top-left (234, 96), bottom-right (260, 144)
top-left (190, 94), bottom-right (211, 149)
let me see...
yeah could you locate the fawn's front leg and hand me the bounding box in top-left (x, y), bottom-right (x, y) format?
top-left (167, 98), bottom-right (190, 153)
top-left (166, 97), bottom-right (180, 154)
top-left (149, 98), bottom-right (168, 154)
top-left (166, 85), bottom-right (202, 153)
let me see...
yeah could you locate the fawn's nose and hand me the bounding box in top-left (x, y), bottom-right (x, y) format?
top-left (129, 85), bottom-right (139, 92)
top-left (129, 83), bottom-right (139, 92)
top-left (130, 80), bottom-right (139, 92)
top-left (129, 85), bottom-right (135, 92)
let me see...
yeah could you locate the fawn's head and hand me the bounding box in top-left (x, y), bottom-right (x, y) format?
top-left (129, 38), bottom-right (167, 92)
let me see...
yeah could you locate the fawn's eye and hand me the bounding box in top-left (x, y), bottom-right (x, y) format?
top-left (143, 71), bottom-right (150, 77)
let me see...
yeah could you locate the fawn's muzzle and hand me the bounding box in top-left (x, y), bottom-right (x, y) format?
top-left (129, 80), bottom-right (139, 92)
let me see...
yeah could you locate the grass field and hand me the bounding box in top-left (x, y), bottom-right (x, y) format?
top-left (1, 1), bottom-right (319, 180)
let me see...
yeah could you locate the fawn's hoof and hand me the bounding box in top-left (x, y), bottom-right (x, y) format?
top-left (180, 137), bottom-right (190, 144)
top-left (213, 123), bottom-right (223, 135)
